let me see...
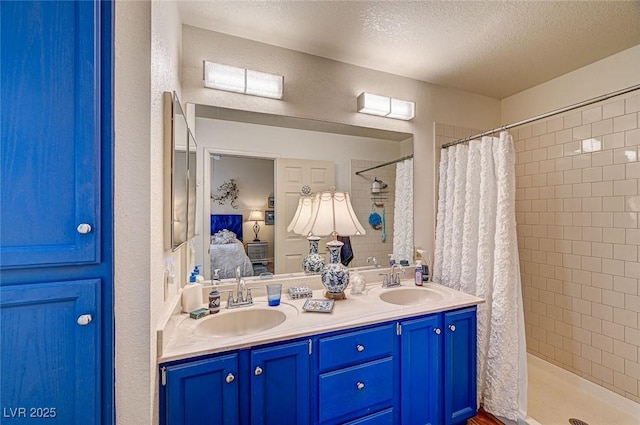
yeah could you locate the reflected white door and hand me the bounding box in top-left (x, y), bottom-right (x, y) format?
top-left (275, 159), bottom-right (335, 274)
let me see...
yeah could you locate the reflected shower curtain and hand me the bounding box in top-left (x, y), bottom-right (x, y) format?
top-left (393, 158), bottom-right (413, 263)
top-left (433, 133), bottom-right (527, 424)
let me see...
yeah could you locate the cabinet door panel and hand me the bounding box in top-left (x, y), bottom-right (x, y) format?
top-left (401, 314), bottom-right (443, 425)
top-left (251, 340), bottom-right (311, 425)
top-left (1, 0), bottom-right (100, 268)
top-left (444, 308), bottom-right (477, 425)
top-left (165, 354), bottom-right (239, 425)
top-left (0, 279), bottom-right (100, 424)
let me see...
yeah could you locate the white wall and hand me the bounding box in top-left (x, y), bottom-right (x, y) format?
top-left (502, 45), bottom-right (640, 123)
top-left (115, 1), bottom-right (184, 424)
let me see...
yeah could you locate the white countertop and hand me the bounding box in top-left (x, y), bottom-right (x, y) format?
top-left (158, 278), bottom-right (484, 363)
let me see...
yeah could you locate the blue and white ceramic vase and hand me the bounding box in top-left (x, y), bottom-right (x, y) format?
top-left (321, 240), bottom-right (349, 299)
top-left (302, 236), bottom-right (324, 274)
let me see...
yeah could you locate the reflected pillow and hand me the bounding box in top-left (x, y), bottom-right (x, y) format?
top-left (211, 229), bottom-right (238, 245)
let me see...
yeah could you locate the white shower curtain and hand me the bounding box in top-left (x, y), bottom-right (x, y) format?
top-left (433, 132), bottom-right (527, 424)
top-left (393, 158), bottom-right (413, 263)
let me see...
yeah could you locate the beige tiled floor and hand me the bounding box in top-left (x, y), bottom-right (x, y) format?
top-left (527, 354), bottom-right (640, 425)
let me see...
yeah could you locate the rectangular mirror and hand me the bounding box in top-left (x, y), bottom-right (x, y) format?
top-left (163, 91), bottom-right (189, 250)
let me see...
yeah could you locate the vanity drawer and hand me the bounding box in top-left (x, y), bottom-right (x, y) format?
top-left (318, 323), bottom-right (395, 371)
top-left (318, 357), bottom-right (394, 423)
top-left (343, 408), bottom-right (394, 425)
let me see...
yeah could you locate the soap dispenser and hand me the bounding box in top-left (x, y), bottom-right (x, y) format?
top-left (208, 284), bottom-right (221, 314)
top-left (194, 265), bottom-right (205, 283)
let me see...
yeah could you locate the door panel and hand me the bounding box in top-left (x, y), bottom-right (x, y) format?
top-left (165, 355), bottom-right (239, 425)
top-left (275, 159), bottom-right (335, 274)
top-left (251, 340), bottom-right (311, 425)
top-left (0, 280), bottom-right (100, 424)
top-left (0, 0), bottom-right (100, 268)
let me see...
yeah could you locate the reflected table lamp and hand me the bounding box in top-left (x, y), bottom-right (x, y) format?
top-left (287, 189), bottom-right (324, 274)
top-left (300, 190), bottom-right (365, 299)
top-left (248, 210), bottom-right (265, 242)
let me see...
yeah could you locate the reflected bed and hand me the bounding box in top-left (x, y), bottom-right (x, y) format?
top-left (210, 214), bottom-right (253, 279)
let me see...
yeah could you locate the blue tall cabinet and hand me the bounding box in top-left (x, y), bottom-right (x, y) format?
top-left (0, 1), bottom-right (113, 424)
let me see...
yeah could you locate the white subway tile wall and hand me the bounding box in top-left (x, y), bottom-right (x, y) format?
top-left (435, 94), bottom-right (639, 403)
top-left (350, 159), bottom-right (396, 268)
top-left (513, 93), bottom-right (640, 403)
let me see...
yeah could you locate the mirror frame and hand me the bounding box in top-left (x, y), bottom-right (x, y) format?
top-left (164, 91), bottom-right (193, 251)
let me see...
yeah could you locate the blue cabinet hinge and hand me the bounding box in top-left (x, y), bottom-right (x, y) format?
top-left (308, 339), bottom-right (313, 355)
top-left (161, 367), bottom-right (166, 386)
top-left (396, 322), bottom-right (402, 336)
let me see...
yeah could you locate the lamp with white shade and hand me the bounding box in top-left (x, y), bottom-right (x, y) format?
top-left (287, 186), bottom-right (325, 274)
top-left (300, 190), bottom-right (365, 299)
top-left (248, 210), bottom-right (265, 242)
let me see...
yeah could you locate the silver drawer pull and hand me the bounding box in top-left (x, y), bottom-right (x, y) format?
top-left (434, 328), bottom-right (441, 335)
top-left (356, 344), bottom-right (365, 352)
top-left (225, 373), bottom-right (235, 384)
top-left (356, 381), bottom-right (365, 391)
top-left (448, 324), bottom-right (456, 332)
top-left (255, 366), bottom-right (263, 376)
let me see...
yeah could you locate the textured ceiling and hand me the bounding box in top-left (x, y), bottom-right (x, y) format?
top-left (177, 0), bottom-right (640, 99)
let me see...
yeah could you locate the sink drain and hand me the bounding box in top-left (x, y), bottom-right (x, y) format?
top-left (568, 419), bottom-right (589, 425)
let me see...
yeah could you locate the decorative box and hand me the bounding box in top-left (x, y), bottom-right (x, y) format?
top-left (288, 286), bottom-right (313, 299)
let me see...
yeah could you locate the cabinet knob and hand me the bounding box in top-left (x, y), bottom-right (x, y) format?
top-left (356, 344), bottom-right (365, 352)
top-left (77, 223), bottom-right (92, 234)
top-left (254, 366), bottom-right (263, 376)
top-left (77, 314), bottom-right (92, 326)
top-left (356, 381), bottom-right (365, 391)
top-left (225, 373), bottom-right (235, 384)
top-left (448, 324), bottom-right (456, 332)
top-left (434, 327), bottom-right (441, 335)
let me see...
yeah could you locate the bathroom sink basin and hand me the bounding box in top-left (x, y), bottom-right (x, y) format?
top-left (378, 287), bottom-right (443, 306)
top-left (193, 307), bottom-right (287, 337)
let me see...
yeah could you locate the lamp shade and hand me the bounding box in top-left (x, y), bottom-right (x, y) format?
top-left (248, 210), bottom-right (265, 222)
top-left (287, 196), bottom-right (315, 234)
top-left (300, 191), bottom-right (365, 237)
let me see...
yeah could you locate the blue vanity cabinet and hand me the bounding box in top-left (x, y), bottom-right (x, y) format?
top-left (163, 354), bottom-right (240, 425)
top-left (250, 340), bottom-right (312, 425)
top-left (317, 323), bottom-right (398, 424)
top-left (160, 339), bottom-right (312, 425)
top-left (444, 307), bottom-right (478, 425)
top-left (399, 314), bottom-right (444, 425)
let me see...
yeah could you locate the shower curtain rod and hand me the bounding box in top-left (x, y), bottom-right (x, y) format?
top-left (355, 154), bottom-right (414, 175)
top-left (442, 84), bottom-right (640, 149)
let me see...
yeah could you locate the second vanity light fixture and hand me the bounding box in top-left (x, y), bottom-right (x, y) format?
top-left (203, 60), bottom-right (284, 99)
top-left (357, 92), bottom-right (415, 120)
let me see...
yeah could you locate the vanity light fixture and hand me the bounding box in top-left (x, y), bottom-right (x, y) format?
top-left (203, 61), bottom-right (284, 99)
top-left (357, 92), bottom-right (415, 120)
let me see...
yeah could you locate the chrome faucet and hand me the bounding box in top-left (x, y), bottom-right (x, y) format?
top-left (381, 264), bottom-right (405, 288)
top-left (226, 266), bottom-right (253, 308)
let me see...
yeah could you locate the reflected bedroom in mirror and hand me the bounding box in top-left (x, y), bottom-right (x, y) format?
top-left (194, 105), bottom-right (415, 281)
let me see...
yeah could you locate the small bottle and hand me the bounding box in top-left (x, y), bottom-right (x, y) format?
top-left (388, 254), bottom-right (395, 267)
top-left (415, 260), bottom-right (423, 286)
top-left (208, 286), bottom-right (221, 314)
top-left (194, 266), bottom-right (205, 283)
top-left (182, 273), bottom-right (203, 313)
